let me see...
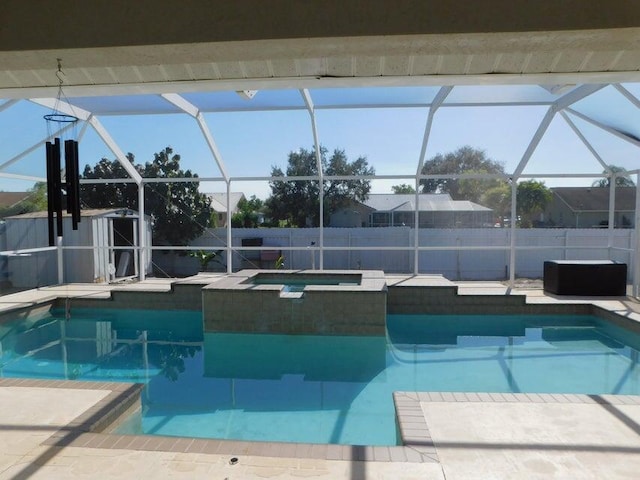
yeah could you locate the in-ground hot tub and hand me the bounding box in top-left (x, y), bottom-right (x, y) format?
top-left (202, 270), bottom-right (387, 335)
top-left (251, 271), bottom-right (362, 292)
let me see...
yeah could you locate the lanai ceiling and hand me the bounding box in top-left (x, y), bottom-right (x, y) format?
top-left (1, 1), bottom-right (640, 96)
top-left (1, 1), bottom-right (640, 184)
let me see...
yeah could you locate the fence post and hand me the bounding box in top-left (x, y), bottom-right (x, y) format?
top-left (57, 236), bottom-right (64, 284)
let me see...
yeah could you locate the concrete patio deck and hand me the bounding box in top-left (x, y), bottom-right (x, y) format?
top-left (0, 275), bottom-right (639, 479)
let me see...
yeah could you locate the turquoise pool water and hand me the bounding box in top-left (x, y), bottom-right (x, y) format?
top-left (1, 309), bottom-right (639, 445)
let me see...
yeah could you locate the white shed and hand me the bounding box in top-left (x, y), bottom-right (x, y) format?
top-left (4, 208), bottom-right (152, 287)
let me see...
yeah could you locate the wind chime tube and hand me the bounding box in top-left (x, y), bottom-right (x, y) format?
top-left (65, 139), bottom-right (81, 229)
top-left (73, 140), bottom-right (81, 224)
top-left (52, 138), bottom-right (63, 238)
top-left (45, 141), bottom-right (55, 246)
top-left (65, 140), bottom-right (74, 215)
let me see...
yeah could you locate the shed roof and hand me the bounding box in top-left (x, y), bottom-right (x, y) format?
top-left (551, 187), bottom-right (636, 212)
top-left (0, 192), bottom-right (31, 208)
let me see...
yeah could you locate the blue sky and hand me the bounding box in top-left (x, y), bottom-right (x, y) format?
top-left (1, 85), bottom-right (639, 200)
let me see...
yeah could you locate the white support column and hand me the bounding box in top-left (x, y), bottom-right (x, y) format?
top-left (108, 219), bottom-right (115, 282)
top-left (57, 236), bottom-right (64, 284)
top-left (512, 107), bottom-right (555, 179)
top-left (0, 122), bottom-right (76, 172)
top-left (226, 180), bottom-right (233, 273)
top-left (88, 116), bottom-right (143, 184)
top-left (413, 187), bottom-right (420, 274)
top-left (138, 183), bottom-right (146, 281)
top-left (414, 177), bottom-right (420, 274)
top-left (414, 86), bottom-right (452, 275)
top-left (560, 112), bottom-right (610, 172)
top-left (0, 99), bottom-right (19, 113)
top-left (613, 84), bottom-right (640, 109)
top-left (635, 174), bottom-right (640, 297)
top-left (565, 108), bottom-right (640, 149)
top-left (513, 85), bottom-right (606, 179)
top-left (301, 89), bottom-right (323, 269)
top-left (160, 93), bottom-right (230, 181)
top-left (160, 93), bottom-right (233, 272)
top-left (608, 177), bottom-right (616, 258)
top-left (509, 179), bottom-right (517, 286)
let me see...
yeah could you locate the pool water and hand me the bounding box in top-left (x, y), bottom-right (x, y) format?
top-left (1, 309), bottom-right (639, 445)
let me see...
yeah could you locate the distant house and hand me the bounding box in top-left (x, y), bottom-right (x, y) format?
top-left (544, 187), bottom-right (636, 228)
top-left (207, 192), bottom-right (246, 227)
top-left (330, 194), bottom-right (493, 228)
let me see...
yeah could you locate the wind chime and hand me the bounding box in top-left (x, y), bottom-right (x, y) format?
top-left (44, 60), bottom-right (81, 246)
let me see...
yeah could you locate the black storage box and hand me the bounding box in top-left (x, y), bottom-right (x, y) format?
top-left (543, 260), bottom-right (627, 296)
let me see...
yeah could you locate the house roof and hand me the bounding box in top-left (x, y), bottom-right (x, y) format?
top-left (206, 192), bottom-right (246, 213)
top-left (0, 192), bottom-right (31, 208)
top-left (362, 194), bottom-right (492, 213)
top-left (551, 187), bottom-right (636, 212)
top-left (6, 208), bottom-right (146, 220)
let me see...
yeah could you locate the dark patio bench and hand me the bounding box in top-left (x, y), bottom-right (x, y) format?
top-left (543, 260), bottom-right (627, 296)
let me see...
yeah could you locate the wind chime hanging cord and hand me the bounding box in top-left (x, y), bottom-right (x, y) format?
top-left (44, 59), bottom-right (82, 246)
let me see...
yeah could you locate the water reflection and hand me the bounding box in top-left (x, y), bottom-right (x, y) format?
top-left (1, 310), bottom-right (640, 445)
top-left (0, 309), bottom-right (203, 382)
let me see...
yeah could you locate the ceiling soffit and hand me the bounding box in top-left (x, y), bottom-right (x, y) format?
top-left (1, 28), bottom-right (640, 96)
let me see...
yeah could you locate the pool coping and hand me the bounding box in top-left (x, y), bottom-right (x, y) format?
top-left (3, 378), bottom-right (640, 465)
top-left (2, 277), bottom-right (640, 465)
top-left (202, 269), bottom-right (387, 293)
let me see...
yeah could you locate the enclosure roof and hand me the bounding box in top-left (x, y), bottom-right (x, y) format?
top-left (363, 194), bottom-right (492, 213)
top-left (1, 2), bottom-right (640, 185)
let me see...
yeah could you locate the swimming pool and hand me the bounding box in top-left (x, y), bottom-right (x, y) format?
top-left (1, 308), bottom-right (639, 445)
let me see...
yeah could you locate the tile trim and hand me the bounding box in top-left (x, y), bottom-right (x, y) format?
top-left (0, 379), bottom-right (434, 464)
top-left (3, 380), bottom-right (640, 465)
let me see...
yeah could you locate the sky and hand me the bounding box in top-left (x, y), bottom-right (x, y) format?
top-left (1, 84), bottom-right (639, 201)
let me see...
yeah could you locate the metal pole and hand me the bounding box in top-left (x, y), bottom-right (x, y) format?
top-left (226, 180), bottom-right (233, 273)
top-left (138, 183), bottom-right (146, 281)
top-left (301, 89), bottom-right (324, 269)
top-left (509, 179), bottom-right (517, 286)
top-left (634, 174), bottom-right (640, 297)
top-left (57, 235), bottom-right (64, 284)
top-left (108, 219), bottom-right (115, 282)
top-left (608, 177), bottom-right (616, 259)
top-left (414, 178), bottom-right (420, 274)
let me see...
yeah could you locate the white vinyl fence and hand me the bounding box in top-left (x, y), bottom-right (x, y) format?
top-left (154, 227), bottom-right (636, 281)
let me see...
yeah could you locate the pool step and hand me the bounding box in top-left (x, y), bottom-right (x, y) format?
top-left (279, 290), bottom-right (304, 300)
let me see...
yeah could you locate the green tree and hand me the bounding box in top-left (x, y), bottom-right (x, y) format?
top-left (592, 165), bottom-right (635, 188)
top-left (81, 147), bottom-right (212, 245)
top-left (266, 147), bottom-right (374, 227)
top-left (482, 182), bottom-right (511, 225)
top-left (391, 183), bottom-right (415, 194)
top-left (80, 154), bottom-right (139, 210)
top-left (419, 146), bottom-right (506, 202)
top-left (516, 180), bottom-right (552, 228)
top-left (231, 195), bottom-right (264, 227)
